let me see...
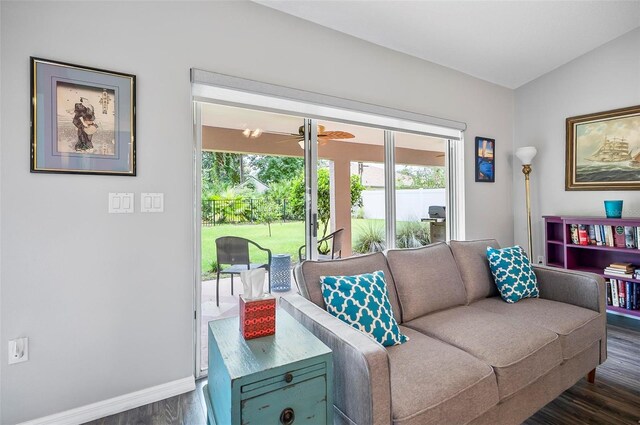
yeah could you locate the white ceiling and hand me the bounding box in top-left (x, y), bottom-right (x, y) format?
top-left (255, 0), bottom-right (640, 89)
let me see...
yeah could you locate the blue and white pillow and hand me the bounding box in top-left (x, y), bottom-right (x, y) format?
top-left (487, 246), bottom-right (539, 303)
top-left (321, 270), bottom-right (408, 346)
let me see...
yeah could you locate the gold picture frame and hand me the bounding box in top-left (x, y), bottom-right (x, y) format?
top-left (566, 105), bottom-right (640, 190)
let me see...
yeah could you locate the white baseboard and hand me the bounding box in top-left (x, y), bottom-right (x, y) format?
top-left (18, 376), bottom-right (196, 425)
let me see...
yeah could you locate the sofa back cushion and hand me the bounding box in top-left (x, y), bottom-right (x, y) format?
top-left (296, 252), bottom-right (402, 323)
top-left (386, 242), bottom-right (467, 322)
top-left (449, 239), bottom-right (501, 303)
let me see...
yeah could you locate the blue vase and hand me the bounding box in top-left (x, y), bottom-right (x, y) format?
top-left (604, 200), bottom-right (623, 218)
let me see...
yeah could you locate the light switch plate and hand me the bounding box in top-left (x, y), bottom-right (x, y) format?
top-left (140, 193), bottom-right (164, 213)
top-left (8, 338), bottom-right (28, 365)
top-left (109, 193), bottom-right (134, 214)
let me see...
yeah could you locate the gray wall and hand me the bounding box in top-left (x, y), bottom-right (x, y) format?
top-left (514, 28), bottom-right (640, 259)
top-left (0, 1), bottom-right (513, 423)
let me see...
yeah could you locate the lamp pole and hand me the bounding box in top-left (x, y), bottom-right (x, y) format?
top-left (522, 164), bottom-right (533, 261)
top-left (515, 146), bottom-right (537, 261)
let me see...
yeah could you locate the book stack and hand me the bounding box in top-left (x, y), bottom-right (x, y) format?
top-left (570, 224), bottom-right (640, 248)
top-left (604, 262), bottom-right (635, 278)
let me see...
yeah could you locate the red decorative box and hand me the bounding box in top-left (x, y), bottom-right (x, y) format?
top-left (239, 295), bottom-right (276, 340)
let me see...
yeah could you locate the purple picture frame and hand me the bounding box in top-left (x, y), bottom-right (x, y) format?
top-left (31, 57), bottom-right (136, 176)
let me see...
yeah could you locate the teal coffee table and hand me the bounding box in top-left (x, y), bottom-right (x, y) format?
top-left (204, 308), bottom-right (333, 425)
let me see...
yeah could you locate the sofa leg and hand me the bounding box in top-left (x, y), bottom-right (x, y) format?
top-left (586, 368), bottom-right (596, 383)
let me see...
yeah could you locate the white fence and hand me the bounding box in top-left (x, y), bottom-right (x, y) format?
top-left (360, 188), bottom-right (446, 221)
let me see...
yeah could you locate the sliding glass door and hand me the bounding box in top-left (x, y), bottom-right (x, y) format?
top-left (192, 75), bottom-right (465, 376)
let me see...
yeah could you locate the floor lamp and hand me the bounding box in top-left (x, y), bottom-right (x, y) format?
top-left (515, 147), bottom-right (537, 261)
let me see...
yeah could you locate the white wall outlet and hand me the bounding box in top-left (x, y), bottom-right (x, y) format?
top-left (8, 338), bottom-right (28, 364)
top-left (108, 193), bottom-right (134, 214)
top-left (537, 255), bottom-right (545, 264)
top-left (140, 193), bottom-right (164, 213)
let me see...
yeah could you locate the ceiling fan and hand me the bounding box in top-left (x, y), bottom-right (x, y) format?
top-left (276, 124), bottom-right (355, 145)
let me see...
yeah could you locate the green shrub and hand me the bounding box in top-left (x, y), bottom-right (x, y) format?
top-left (353, 222), bottom-right (386, 254)
top-left (209, 259), bottom-right (219, 273)
top-left (396, 221), bottom-right (431, 248)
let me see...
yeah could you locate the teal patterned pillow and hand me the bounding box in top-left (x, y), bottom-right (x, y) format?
top-left (321, 270), bottom-right (408, 346)
top-left (487, 246), bottom-right (539, 303)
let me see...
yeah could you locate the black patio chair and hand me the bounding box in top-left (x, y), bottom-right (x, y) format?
top-left (298, 228), bottom-right (344, 262)
top-left (215, 236), bottom-right (272, 307)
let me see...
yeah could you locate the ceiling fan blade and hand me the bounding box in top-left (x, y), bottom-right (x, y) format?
top-left (318, 131), bottom-right (355, 140)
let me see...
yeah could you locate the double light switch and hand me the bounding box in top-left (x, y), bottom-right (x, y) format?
top-left (108, 193), bottom-right (164, 213)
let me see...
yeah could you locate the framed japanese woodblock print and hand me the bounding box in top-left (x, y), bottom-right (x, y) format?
top-left (566, 105), bottom-right (640, 190)
top-left (31, 57), bottom-right (136, 175)
top-left (475, 137), bottom-right (495, 182)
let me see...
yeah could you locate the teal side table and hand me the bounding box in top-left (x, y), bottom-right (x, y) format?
top-left (205, 308), bottom-right (333, 425)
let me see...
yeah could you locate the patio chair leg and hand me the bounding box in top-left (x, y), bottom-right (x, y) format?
top-left (216, 271), bottom-right (220, 307)
top-left (231, 274), bottom-right (234, 295)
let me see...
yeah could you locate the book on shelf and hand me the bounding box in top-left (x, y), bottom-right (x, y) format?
top-left (570, 224), bottom-right (579, 244)
top-left (609, 262), bottom-right (633, 270)
top-left (595, 225), bottom-right (603, 246)
top-left (606, 281), bottom-right (613, 305)
top-left (618, 280), bottom-right (626, 307)
top-left (605, 226), bottom-right (614, 247)
top-left (587, 225), bottom-right (597, 245)
top-left (610, 279), bottom-right (619, 307)
top-left (578, 225), bottom-right (589, 246)
top-left (614, 226), bottom-right (626, 248)
top-left (625, 226), bottom-right (637, 248)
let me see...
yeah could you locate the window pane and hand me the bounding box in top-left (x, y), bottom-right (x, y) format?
top-left (394, 132), bottom-right (447, 247)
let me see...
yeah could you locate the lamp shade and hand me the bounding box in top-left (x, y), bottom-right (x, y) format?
top-left (515, 146), bottom-right (537, 165)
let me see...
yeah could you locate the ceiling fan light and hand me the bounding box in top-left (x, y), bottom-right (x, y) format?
top-left (242, 128), bottom-right (251, 138)
top-left (251, 128), bottom-right (262, 138)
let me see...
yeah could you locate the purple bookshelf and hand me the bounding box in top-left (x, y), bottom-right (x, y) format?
top-left (544, 215), bottom-right (640, 320)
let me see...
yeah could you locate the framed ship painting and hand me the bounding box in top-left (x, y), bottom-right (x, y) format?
top-left (475, 137), bottom-right (495, 182)
top-left (31, 57), bottom-right (136, 176)
top-left (566, 105), bottom-right (640, 190)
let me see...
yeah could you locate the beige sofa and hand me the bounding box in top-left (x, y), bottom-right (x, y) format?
top-left (281, 240), bottom-right (607, 425)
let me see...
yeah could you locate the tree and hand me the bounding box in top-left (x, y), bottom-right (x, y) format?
top-left (289, 168), bottom-right (365, 238)
top-left (202, 151), bottom-right (241, 195)
top-left (247, 156), bottom-right (304, 184)
top-left (256, 198), bottom-right (281, 237)
top-left (396, 166), bottom-right (445, 189)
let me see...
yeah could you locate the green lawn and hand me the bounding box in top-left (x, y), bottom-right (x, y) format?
top-left (201, 219), bottom-right (385, 274)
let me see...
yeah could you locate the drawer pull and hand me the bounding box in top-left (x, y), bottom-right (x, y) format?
top-left (280, 407), bottom-right (295, 424)
top-left (284, 372), bottom-right (293, 383)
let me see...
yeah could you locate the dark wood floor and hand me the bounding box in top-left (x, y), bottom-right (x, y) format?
top-left (86, 316), bottom-right (640, 425)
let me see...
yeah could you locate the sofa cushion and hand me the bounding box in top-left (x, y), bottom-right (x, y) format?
top-left (387, 326), bottom-right (499, 425)
top-left (487, 246), bottom-right (539, 303)
top-left (471, 297), bottom-right (603, 360)
top-left (298, 252), bottom-right (403, 323)
top-left (321, 271), bottom-right (408, 346)
top-left (404, 306), bottom-right (562, 400)
top-left (449, 239), bottom-right (501, 303)
top-left (386, 243), bottom-right (467, 321)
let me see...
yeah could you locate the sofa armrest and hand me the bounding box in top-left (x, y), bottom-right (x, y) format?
top-left (533, 265), bottom-right (608, 363)
top-left (533, 265), bottom-right (606, 314)
top-left (280, 294), bottom-right (391, 425)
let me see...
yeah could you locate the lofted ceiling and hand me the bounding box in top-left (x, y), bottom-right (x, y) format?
top-left (254, 0), bottom-right (640, 89)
